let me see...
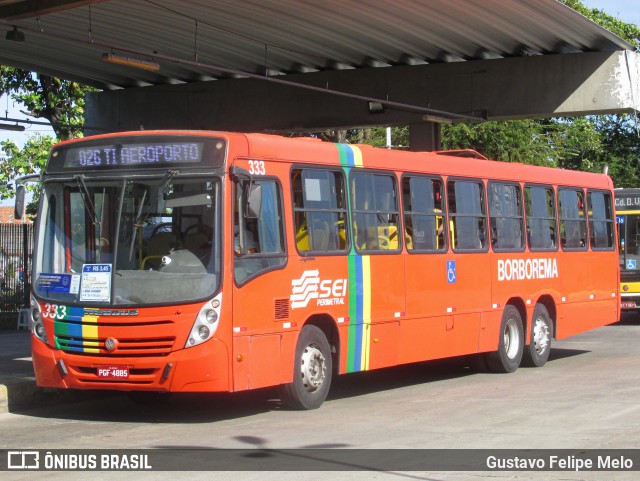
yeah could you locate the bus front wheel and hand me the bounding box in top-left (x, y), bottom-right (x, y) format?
top-left (279, 325), bottom-right (332, 410)
top-left (522, 304), bottom-right (553, 367)
top-left (486, 305), bottom-right (524, 373)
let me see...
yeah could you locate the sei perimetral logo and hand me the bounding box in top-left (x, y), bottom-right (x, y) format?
top-left (290, 270), bottom-right (347, 309)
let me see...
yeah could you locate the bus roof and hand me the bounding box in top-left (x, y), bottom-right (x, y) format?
top-left (53, 130), bottom-right (613, 190)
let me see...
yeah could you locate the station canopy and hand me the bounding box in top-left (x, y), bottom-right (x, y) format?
top-left (0, 0), bottom-right (632, 90)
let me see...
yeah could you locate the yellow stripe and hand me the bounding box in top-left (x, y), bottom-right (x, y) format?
top-left (617, 210), bottom-right (640, 215)
top-left (82, 315), bottom-right (100, 353)
top-left (352, 145), bottom-right (363, 167)
top-left (361, 255), bottom-right (371, 370)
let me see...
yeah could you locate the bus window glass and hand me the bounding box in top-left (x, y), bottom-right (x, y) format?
top-left (559, 188), bottom-right (587, 250)
top-left (402, 176), bottom-right (446, 251)
top-left (350, 172), bottom-right (400, 252)
top-left (447, 179), bottom-right (487, 251)
top-left (587, 190), bottom-right (614, 250)
top-left (525, 185), bottom-right (557, 250)
top-left (489, 183), bottom-right (524, 251)
top-left (234, 179), bottom-right (286, 284)
top-left (292, 169), bottom-right (348, 253)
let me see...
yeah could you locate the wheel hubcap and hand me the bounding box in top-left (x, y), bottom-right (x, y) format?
top-left (300, 344), bottom-right (326, 393)
top-left (504, 318), bottom-right (520, 359)
top-left (532, 318), bottom-right (550, 355)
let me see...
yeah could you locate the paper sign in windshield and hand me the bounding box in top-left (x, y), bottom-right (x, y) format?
top-left (37, 273), bottom-right (80, 294)
top-left (80, 264), bottom-right (112, 302)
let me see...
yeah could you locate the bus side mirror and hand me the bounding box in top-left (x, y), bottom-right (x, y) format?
top-left (245, 183), bottom-right (262, 219)
top-left (14, 185), bottom-right (26, 220)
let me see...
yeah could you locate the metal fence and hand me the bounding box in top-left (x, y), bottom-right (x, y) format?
top-left (0, 223), bottom-right (33, 316)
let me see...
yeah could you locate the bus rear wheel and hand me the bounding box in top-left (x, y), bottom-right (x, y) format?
top-left (279, 325), bottom-right (332, 410)
top-left (522, 304), bottom-right (553, 367)
top-left (486, 305), bottom-right (524, 373)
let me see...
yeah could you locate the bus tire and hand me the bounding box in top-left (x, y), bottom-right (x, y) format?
top-left (486, 305), bottom-right (524, 373)
top-left (522, 304), bottom-right (553, 367)
top-left (279, 325), bottom-right (332, 410)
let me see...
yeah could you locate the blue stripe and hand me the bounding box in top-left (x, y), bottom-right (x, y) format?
top-left (353, 255), bottom-right (363, 371)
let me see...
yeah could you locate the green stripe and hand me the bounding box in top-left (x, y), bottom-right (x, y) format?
top-left (336, 143), bottom-right (359, 372)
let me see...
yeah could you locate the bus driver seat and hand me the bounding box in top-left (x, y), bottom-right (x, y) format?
top-left (143, 231), bottom-right (178, 269)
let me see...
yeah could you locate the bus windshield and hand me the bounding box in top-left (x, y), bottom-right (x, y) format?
top-left (34, 176), bottom-right (221, 306)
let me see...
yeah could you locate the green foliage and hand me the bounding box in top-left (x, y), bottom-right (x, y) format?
top-left (0, 134), bottom-right (55, 214)
top-left (560, 0), bottom-right (640, 45)
top-left (591, 115), bottom-right (640, 187)
top-left (0, 67), bottom-right (94, 140)
top-left (0, 66), bottom-right (94, 214)
top-left (439, 118), bottom-right (604, 170)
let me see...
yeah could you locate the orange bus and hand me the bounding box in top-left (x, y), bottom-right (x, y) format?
top-left (19, 131), bottom-right (619, 409)
top-left (615, 188), bottom-right (640, 313)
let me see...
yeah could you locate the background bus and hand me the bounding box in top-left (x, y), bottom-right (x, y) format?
top-left (615, 188), bottom-right (640, 313)
top-left (19, 131), bottom-right (620, 409)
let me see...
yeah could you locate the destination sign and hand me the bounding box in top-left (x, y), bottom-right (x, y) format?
top-left (46, 135), bottom-right (227, 173)
top-left (63, 142), bottom-right (203, 169)
top-left (615, 193), bottom-right (640, 209)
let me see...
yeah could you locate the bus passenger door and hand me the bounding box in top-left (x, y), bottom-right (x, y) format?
top-left (230, 163), bottom-right (292, 391)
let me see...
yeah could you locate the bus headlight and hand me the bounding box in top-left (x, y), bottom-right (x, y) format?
top-left (198, 325), bottom-right (210, 339)
top-left (31, 297), bottom-right (48, 344)
top-left (205, 309), bottom-right (218, 324)
top-left (186, 293), bottom-right (222, 348)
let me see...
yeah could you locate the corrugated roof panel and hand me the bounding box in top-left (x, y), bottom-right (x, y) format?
top-left (0, 0), bottom-right (632, 89)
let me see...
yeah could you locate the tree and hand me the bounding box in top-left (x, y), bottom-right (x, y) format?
top-left (0, 68), bottom-right (94, 211)
top-left (560, 0), bottom-right (640, 44)
top-left (0, 68), bottom-right (92, 141)
top-left (592, 115), bottom-right (640, 188)
top-left (0, 134), bottom-right (55, 213)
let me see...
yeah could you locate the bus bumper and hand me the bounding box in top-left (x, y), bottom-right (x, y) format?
top-left (31, 335), bottom-right (230, 393)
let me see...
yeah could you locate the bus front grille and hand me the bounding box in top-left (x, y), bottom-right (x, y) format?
top-left (55, 335), bottom-right (176, 357)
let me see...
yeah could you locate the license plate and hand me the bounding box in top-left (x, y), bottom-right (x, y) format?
top-left (621, 301), bottom-right (637, 309)
top-left (96, 365), bottom-right (129, 379)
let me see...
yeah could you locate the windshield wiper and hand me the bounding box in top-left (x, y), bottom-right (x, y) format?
top-left (128, 189), bottom-right (148, 262)
top-left (74, 174), bottom-right (98, 225)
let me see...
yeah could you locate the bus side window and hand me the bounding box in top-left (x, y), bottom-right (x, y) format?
top-left (350, 171), bottom-right (400, 252)
top-left (447, 179), bottom-right (487, 251)
top-left (402, 175), bottom-right (446, 252)
top-left (559, 188), bottom-right (587, 250)
top-left (587, 190), bottom-right (615, 250)
top-left (525, 185), bottom-right (557, 250)
top-left (234, 179), bottom-right (286, 284)
top-left (489, 182), bottom-right (524, 251)
top-left (292, 168), bottom-right (348, 253)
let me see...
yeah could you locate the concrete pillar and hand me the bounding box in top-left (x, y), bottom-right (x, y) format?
top-left (409, 122), bottom-right (441, 151)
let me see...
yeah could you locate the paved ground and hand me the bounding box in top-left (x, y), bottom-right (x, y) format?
top-left (0, 327), bottom-right (35, 414)
top-left (0, 315), bottom-right (639, 480)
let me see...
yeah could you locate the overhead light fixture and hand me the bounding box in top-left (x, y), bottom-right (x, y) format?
top-left (368, 101), bottom-right (385, 113)
top-left (102, 53), bottom-right (160, 72)
top-left (0, 122), bottom-right (25, 131)
top-left (422, 114), bottom-right (453, 125)
top-left (6, 26), bottom-right (25, 42)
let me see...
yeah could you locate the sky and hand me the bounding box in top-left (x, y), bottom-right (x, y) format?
top-left (585, 0), bottom-right (640, 26)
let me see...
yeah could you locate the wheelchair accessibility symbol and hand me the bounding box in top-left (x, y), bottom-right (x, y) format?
top-left (447, 260), bottom-right (457, 284)
top-left (627, 259), bottom-right (637, 270)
